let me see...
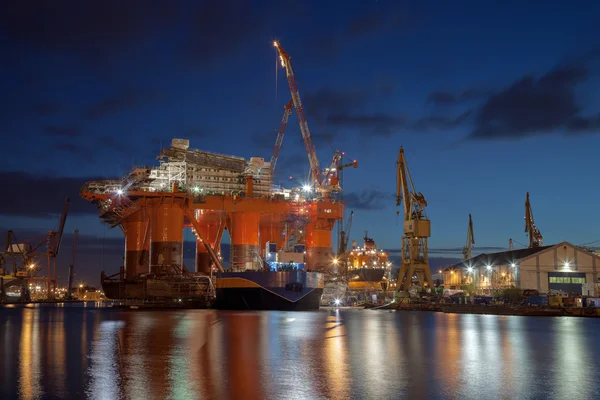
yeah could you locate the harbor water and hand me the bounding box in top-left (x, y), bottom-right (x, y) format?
top-left (1, 304), bottom-right (599, 399)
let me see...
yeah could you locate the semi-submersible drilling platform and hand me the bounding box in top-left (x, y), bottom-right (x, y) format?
top-left (80, 41), bottom-right (358, 310)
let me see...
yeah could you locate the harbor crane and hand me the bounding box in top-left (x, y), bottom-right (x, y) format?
top-left (525, 192), bottom-right (543, 248)
top-left (462, 214), bottom-right (475, 260)
top-left (273, 40), bottom-right (356, 195)
top-left (395, 147), bottom-right (433, 291)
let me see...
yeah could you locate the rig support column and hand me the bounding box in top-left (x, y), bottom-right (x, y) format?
top-left (150, 202), bottom-right (184, 274)
top-left (306, 223), bottom-right (333, 271)
top-left (230, 211), bottom-right (260, 271)
top-left (123, 209), bottom-right (150, 279)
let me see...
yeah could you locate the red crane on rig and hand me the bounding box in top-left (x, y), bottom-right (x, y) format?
top-left (270, 99), bottom-right (293, 175)
top-left (273, 41), bottom-right (355, 195)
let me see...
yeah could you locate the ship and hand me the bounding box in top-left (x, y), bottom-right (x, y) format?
top-left (215, 270), bottom-right (324, 311)
top-left (346, 232), bottom-right (392, 291)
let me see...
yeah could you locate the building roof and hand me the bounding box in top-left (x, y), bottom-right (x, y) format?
top-left (445, 245), bottom-right (553, 271)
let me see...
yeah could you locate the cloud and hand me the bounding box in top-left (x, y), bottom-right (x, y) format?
top-left (84, 90), bottom-right (142, 120)
top-left (44, 125), bottom-right (80, 137)
top-left (344, 189), bottom-right (391, 210)
top-left (304, 88), bottom-right (369, 118)
top-left (0, 171), bottom-right (103, 218)
top-left (32, 103), bottom-right (62, 116)
top-left (427, 89), bottom-right (491, 106)
top-left (345, 10), bottom-right (404, 38)
top-left (0, 1), bottom-right (179, 63)
top-left (327, 111), bottom-right (470, 137)
top-left (468, 63), bottom-right (600, 140)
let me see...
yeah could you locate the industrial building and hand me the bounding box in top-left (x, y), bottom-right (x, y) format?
top-left (443, 242), bottom-right (600, 296)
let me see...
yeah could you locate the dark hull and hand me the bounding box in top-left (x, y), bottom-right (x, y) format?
top-left (349, 268), bottom-right (386, 283)
top-left (215, 271), bottom-right (324, 311)
top-left (216, 287), bottom-right (323, 311)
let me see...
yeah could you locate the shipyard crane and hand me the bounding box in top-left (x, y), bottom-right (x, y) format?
top-left (338, 210), bottom-right (354, 256)
top-left (395, 147), bottom-right (433, 291)
top-left (274, 41), bottom-right (353, 195)
top-left (270, 99), bottom-right (293, 174)
top-left (462, 214), bottom-right (475, 260)
top-left (66, 229), bottom-right (78, 300)
top-left (524, 192), bottom-right (543, 248)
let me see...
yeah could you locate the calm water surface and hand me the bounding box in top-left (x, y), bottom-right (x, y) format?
top-left (1, 304), bottom-right (599, 400)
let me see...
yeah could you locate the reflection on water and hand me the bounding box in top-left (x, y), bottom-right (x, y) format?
top-left (2, 306), bottom-right (600, 400)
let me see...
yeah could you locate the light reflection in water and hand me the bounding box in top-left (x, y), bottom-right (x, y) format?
top-left (18, 309), bottom-right (42, 400)
top-left (323, 309), bottom-right (350, 399)
top-left (86, 320), bottom-right (125, 400)
top-left (3, 306), bottom-right (600, 399)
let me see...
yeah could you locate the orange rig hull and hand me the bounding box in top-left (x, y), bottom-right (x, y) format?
top-left (81, 187), bottom-right (344, 278)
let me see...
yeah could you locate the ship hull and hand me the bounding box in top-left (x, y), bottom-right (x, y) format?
top-left (216, 271), bottom-right (324, 311)
top-left (348, 268), bottom-right (386, 283)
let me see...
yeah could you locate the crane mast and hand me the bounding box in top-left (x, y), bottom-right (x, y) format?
top-left (525, 192), bottom-right (543, 248)
top-left (270, 99), bottom-right (293, 174)
top-left (273, 41), bottom-right (325, 192)
top-left (67, 229), bottom-right (78, 300)
top-left (462, 214), bottom-right (475, 260)
top-left (395, 147), bottom-right (432, 291)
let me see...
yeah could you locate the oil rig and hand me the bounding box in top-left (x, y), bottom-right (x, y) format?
top-left (79, 41), bottom-right (358, 309)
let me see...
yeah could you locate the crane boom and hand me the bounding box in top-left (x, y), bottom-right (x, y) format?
top-left (462, 214), bottom-right (475, 260)
top-left (396, 147), bottom-right (427, 221)
top-left (53, 197), bottom-right (70, 256)
top-left (273, 41), bottom-right (323, 188)
top-left (525, 192), bottom-right (543, 248)
top-left (270, 99), bottom-right (293, 174)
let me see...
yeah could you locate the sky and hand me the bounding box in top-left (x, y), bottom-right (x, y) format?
top-left (1, 0), bottom-right (600, 285)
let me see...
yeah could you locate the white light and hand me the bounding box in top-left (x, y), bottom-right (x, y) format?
top-left (302, 184), bottom-right (312, 192)
top-left (334, 299), bottom-right (341, 306)
top-left (564, 262), bottom-right (570, 268)
top-left (511, 263), bottom-right (516, 268)
top-left (193, 186), bottom-right (200, 193)
top-left (486, 265), bottom-right (492, 270)
top-left (116, 189), bottom-right (123, 195)
top-left (467, 267), bottom-right (473, 273)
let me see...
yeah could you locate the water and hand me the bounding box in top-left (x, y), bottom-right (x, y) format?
top-left (1, 305), bottom-right (599, 400)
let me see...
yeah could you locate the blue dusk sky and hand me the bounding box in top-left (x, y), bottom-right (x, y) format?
top-left (1, 1), bottom-right (599, 285)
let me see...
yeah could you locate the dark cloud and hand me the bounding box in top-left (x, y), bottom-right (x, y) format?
top-left (328, 111), bottom-right (470, 137)
top-left (0, 1), bottom-right (179, 62)
top-left (54, 142), bottom-right (84, 157)
top-left (44, 125), bottom-right (80, 137)
top-left (0, 171), bottom-right (103, 218)
top-left (344, 189), bottom-right (391, 210)
top-left (304, 89), bottom-right (369, 118)
top-left (345, 11), bottom-right (404, 38)
top-left (427, 89), bottom-right (491, 106)
top-left (84, 91), bottom-right (141, 120)
top-left (468, 63), bottom-right (600, 140)
top-left (32, 103), bottom-right (61, 116)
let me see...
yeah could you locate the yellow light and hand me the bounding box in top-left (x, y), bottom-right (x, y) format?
top-left (273, 40), bottom-right (278, 47)
top-left (28, 264), bottom-right (35, 269)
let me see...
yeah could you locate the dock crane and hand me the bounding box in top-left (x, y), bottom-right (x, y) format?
top-left (338, 211), bottom-right (354, 255)
top-left (462, 214), bottom-right (475, 260)
top-left (395, 147), bottom-right (433, 291)
top-left (525, 192), bottom-right (543, 248)
top-left (66, 229), bottom-right (78, 300)
top-left (273, 41), bottom-right (356, 195)
top-left (270, 99), bottom-right (293, 175)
